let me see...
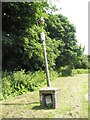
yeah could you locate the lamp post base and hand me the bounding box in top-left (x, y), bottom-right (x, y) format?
top-left (39, 87), bottom-right (58, 109)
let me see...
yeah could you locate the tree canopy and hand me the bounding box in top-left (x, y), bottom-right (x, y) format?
top-left (2, 2), bottom-right (88, 71)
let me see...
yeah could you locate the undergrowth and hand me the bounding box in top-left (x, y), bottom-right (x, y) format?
top-left (1, 68), bottom-right (89, 99)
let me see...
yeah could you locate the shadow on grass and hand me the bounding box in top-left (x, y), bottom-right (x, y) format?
top-left (2, 101), bottom-right (39, 105)
top-left (32, 105), bottom-right (54, 110)
top-left (2, 101), bottom-right (52, 110)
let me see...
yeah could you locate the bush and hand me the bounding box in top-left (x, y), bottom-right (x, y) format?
top-left (2, 68), bottom-right (88, 99)
top-left (49, 70), bottom-right (59, 80)
top-left (72, 69), bottom-right (88, 75)
top-left (58, 66), bottom-right (72, 77)
top-left (2, 70), bottom-right (46, 98)
top-left (2, 69), bottom-right (59, 99)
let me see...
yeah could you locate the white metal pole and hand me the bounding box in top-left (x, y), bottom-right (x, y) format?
top-left (41, 32), bottom-right (50, 87)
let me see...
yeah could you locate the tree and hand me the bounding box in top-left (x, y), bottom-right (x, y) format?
top-left (2, 2), bottom-right (86, 71)
top-left (2, 2), bottom-right (59, 71)
top-left (45, 14), bottom-right (85, 69)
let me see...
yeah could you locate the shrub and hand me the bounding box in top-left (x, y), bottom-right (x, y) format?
top-left (2, 70), bottom-right (46, 98)
top-left (72, 69), bottom-right (88, 75)
top-left (58, 66), bottom-right (72, 77)
top-left (2, 69), bottom-right (59, 99)
top-left (2, 68), bottom-right (88, 99)
top-left (49, 70), bottom-right (59, 80)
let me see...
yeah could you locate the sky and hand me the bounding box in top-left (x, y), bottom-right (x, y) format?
top-left (50, 0), bottom-right (89, 55)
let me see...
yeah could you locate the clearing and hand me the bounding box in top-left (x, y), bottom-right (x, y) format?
top-left (1, 74), bottom-right (88, 119)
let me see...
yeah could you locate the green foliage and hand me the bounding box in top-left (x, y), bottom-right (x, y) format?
top-left (88, 55), bottom-right (90, 69)
top-left (49, 69), bottom-right (59, 80)
top-left (2, 2), bottom-right (88, 71)
top-left (74, 49), bottom-right (88, 69)
top-left (45, 14), bottom-right (86, 69)
top-left (57, 67), bottom-right (88, 77)
top-left (2, 70), bottom-right (43, 98)
top-left (2, 2), bottom-right (59, 71)
top-left (72, 69), bottom-right (88, 75)
top-left (57, 66), bottom-right (72, 77)
top-left (2, 69), bottom-right (59, 99)
top-left (2, 68), bottom-right (88, 99)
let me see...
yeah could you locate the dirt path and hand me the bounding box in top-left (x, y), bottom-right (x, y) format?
top-left (1, 74), bottom-right (88, 118)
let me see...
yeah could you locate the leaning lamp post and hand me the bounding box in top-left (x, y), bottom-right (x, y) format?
top-left (39, 17), bottom-right (58, 109)
top-left (40, 17), bottom-right (50, 87)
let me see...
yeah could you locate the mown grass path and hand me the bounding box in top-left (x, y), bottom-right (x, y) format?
top-left (1, 74), bottom-right (88, 119)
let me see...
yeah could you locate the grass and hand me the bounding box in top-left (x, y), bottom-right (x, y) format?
top-left (1, 74), bottom-right (88, 118)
